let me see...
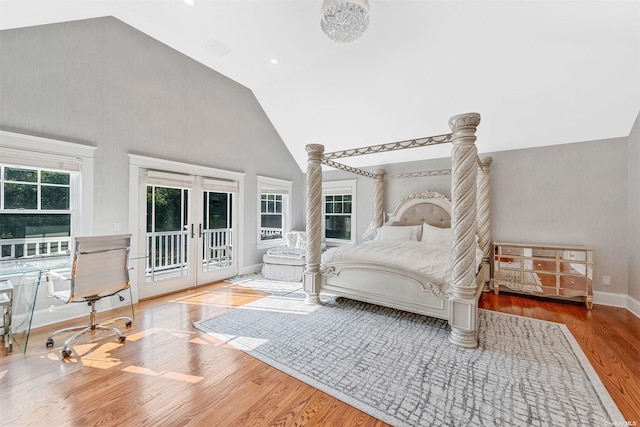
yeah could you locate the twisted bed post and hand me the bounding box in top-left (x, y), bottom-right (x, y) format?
top-left (304, 144), bottom-right (324, 305)
top-left (373, 169), bottom-right (386, 228)
top-left (477, 157), bottom-right (493, 292)
top-left (448, 112), bottom-right (481, 348)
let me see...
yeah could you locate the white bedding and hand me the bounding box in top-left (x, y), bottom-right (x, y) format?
top-left (321, 240), bottom-right (483, 286)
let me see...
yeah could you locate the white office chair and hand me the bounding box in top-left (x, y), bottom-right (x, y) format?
top-left (45, 234), bottom-right (134, 358)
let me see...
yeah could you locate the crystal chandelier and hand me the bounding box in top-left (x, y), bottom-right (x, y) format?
top-left (320, 0), bottom-right (370, 43)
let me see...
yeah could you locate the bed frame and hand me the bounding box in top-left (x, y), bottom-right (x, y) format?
top-left (303, 113), bottom-right (492, 348)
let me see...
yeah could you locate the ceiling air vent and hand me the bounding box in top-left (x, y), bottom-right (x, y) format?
top-left (203, 39), bottom-right (230, 57)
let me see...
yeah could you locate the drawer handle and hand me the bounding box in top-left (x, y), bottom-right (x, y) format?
top-left (537, 263), bottom-right (542, 267)
top-left (506, 250), bottom-right (511, 253)
top-left (570, 281), bottom-right (575, 285)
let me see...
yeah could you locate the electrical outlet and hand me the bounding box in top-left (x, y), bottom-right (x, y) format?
top-left (602, 276), bottom-right (611, 286)
top-left (114, 222), bottom-right (122, 232)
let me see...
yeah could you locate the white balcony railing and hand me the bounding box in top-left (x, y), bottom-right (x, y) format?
top-left (260, 228), bottom-right (282, 240)
top-left (0, 237), bottom-right (71, 260)
top-left (2, 228), bottom-right (234, 280)
top-left (145, 228), bottom-right (233, 279)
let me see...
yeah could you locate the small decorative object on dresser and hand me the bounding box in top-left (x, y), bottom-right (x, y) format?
top-left (493, 241), bottom-right (594, 309)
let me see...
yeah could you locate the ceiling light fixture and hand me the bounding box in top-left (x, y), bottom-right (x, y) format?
top-left (320, 0), bottom-right (370, 43)
top-left (270, 58), bottom-right (279, 65)
top-left (183, 0), bottom-right (195, 7)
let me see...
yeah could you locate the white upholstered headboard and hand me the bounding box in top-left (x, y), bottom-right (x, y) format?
top-left (385, 190), bottom-right (451, 228)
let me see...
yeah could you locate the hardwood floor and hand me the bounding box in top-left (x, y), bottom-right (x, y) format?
top-left (1, 282), bottom-right (638, 426)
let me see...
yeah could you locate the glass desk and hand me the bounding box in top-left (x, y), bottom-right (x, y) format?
top-left (0, 257), bottom-right (71, 353)
top-left (0, 256), bottom-right (137, 354)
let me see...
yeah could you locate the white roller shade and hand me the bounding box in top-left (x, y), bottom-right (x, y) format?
top-left (203, 177), bottom-right (238, 193)
top-left (146, 170), bottom-right (195, 187)
top-left (260, 186), bottom-right (289, 195)
top-left (0, 146), bottom-right (81, 171)
top-left (322, 186), bottom-right (353, 196)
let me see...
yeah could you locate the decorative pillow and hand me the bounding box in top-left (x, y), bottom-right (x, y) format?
top-left (375, 225), bottom-right (421, 242)
top-left (421, 223), bottom-right (452, 246)
top-left (295, 235), bottom-right (307, 249)
top-left (285, 232), bottom-right (298, 248)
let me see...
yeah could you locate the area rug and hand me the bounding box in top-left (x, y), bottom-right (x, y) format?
top-left (194, 291), bottom-right (625, 426)
top-left (225, 273), bottom-right (301, 296)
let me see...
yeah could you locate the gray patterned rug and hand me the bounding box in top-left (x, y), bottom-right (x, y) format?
top-left (194, 290), bottom-right (625, 426)
top-left (225, 273), bottom-right (302, 296)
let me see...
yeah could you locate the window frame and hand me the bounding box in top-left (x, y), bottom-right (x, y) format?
top-left (257, 176), bottom-right (292, 249)
top-left (322, 179), bottom-right (357, 246)
top-left (0, 131), bottom-right (96, 259)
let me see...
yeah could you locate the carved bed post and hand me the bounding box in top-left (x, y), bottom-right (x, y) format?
top-left (477, 157), bottom-right (493, 292)
top-left (448, 112), bottom-right (481, 348)
top-left (303, 144), bottom-right (324, 305)
top-left (373, 169), bottom-right (386, 227)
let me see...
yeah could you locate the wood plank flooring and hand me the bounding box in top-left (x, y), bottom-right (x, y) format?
top-left (1, 281), bottom-right (638, 426)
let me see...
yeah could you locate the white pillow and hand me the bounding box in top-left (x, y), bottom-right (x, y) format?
top-left (375, 225), bottom-right (421, 242)
top-left (285, 232), bottom-right (298, 248)
top-left (295, 235), bottom-right (307, 249)
top-left (421, 223), bottom-right (452, 246)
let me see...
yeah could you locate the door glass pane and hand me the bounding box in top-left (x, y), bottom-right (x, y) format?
top-left (203, 191), bottom-right (233, 271)
top-left (146, 185), bottom-right (190, 282)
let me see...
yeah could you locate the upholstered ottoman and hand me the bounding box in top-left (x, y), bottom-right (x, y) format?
top-left (261, 231), bottom-right (307, 282)
top-left (261, 247), bottom-right (306, 282)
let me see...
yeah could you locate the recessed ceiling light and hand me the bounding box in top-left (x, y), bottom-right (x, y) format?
top-left (270, 58), bottom-right (279, 65)
top-left (183, 0), bottom-right (195, 7)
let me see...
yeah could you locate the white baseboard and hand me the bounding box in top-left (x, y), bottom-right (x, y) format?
top-left (238, 263), bottom-right (263, 276)
top-left (594, 290), bottom-right (640, 318)
top-left (626, 294), bottom-right (640, 318)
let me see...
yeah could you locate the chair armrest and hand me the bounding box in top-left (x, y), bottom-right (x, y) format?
top-left (45, 269), bottom-right (71, 298)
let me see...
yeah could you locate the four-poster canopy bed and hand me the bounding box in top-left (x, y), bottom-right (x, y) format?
top-left (303, 112), bottom-right (492, 348)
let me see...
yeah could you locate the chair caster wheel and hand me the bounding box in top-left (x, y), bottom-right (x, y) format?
top-left (125, 321), bottom-right (132, 327)
top-left (118, 336), bottom-right (126, 343)
top-left (46, 338), bottom-right (54, 348)
top-left (61, 350), bottom-right (72, 358)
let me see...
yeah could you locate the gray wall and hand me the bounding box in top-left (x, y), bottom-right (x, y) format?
top-left (628, 112), bottom-right (640, 301)
top-left (0, 17), bottom-right (304, 268)
top-left (324, 136), bottom-right (630, 296)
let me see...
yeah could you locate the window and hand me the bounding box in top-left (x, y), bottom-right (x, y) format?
top-left (257, 176), bottom-right (292, 247)
top-left (0, 131), bottom-right (95, 260)
top-left (1, 166), bottom-right (72, 258)
top-left (260, 193), bottom-right (283, 240)
top-left (323, 180), bottom-right (356, 245)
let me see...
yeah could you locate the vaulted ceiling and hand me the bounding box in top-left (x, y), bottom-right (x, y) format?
top-left (1, 0), bottom-right (638, 169)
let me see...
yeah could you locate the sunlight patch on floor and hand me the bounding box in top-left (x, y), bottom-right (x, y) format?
top-left (204, 332), bottom-right (269, 350)
top-left (126, 327), bottom-right (162, 341)
top-left (122, 365), bottom-right (203, 384)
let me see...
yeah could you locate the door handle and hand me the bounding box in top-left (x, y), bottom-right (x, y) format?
top-left (190, 224), bottom-right (195, 239)
top-left (198, 223), bottom-right (203, 238)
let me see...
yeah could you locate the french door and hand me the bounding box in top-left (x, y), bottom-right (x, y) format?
top-left (138, 170), bottom-right (238, 299)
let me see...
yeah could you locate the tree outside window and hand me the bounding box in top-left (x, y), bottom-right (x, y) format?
top-left (322, 180), bottom-right (356, 245)
top-left (324, 194), bottom-right (352, 240)
top-left (1, 165), bottom-right (71, 258)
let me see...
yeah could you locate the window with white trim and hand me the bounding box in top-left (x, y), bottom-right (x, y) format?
top-left (257, 176), bottom-right (291, 247)
top-left (1, 166), bottom-right (72, 258)
top-left (323, 180), bottom-right (356, 245)
top-left (0, 131), bottom-right (95, 260)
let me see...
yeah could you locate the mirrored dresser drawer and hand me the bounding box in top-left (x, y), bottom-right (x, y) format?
top-left (492, 241), bottom-right (594, 309)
